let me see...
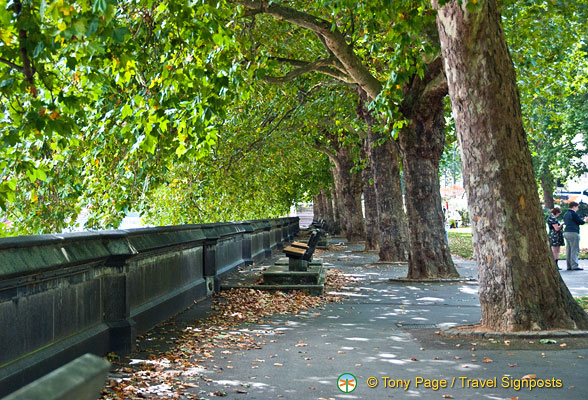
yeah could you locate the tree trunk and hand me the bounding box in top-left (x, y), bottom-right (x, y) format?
top-left (399, 61), bottom-right (458, 279)
top-left (313, 194), bottom-right (322, 221)
top-left (369, 132), bottom-right (409, 261)
top-left (540, 169), bottom-right (555, 210)
top-left (356, 88), bottom-right (409, 261)
top-left (361, 139), bottom-right (380, 251)
top-left (330, 188), bottom-right (342, 235)
top-left (330, 145), bottom-right (365, 242)
top-left (435, 0), bottom-right (588, 330)
top-left (323, 189), bottom-right (336, 233)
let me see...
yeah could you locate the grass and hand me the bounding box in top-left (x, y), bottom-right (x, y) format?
top-left (447, 231), bottom-right (474, 259)
top-left (447, 227), bottom-right (588, 260)
top-left (576, 296), bottom-right (588, 311)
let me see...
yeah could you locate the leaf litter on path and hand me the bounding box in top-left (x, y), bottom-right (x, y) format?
top-left (100, 269), bottom-right (353, 399)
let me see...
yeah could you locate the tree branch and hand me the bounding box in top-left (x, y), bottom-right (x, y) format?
top-left (0, 57), bottom-right (24, 72)
top-left (262, 57), bottom-right (333, 84)
top-left (235, 0), bottom-right (382, 99)
top-left (264, 56), bottom-right (356, 84)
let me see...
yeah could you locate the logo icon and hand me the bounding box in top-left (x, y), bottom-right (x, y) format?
top-left (338, 373), bottom-right (357, 393)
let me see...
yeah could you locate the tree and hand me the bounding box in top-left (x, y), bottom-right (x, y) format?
top-left (234, 1), bottom-right (458, 275)
top-left (503, 0), bottom-right (588, 208)
top-left (0, 0), bottom-right (243, 233)
top-left (435, 0), bottom-right (588, 331)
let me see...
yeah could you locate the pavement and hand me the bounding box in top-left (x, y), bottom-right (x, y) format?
top-left (105, 237), bottom-right (588, 400)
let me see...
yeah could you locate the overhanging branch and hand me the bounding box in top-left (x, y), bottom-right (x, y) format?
top-left (0, 57), bottom-right (24, 72)
top-left (234, 0), bottom-right (383, 99)
top-left (264, 56), bottom-right (355, 84)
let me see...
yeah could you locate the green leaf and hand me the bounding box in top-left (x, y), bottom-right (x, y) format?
top-left (92, 0), bottom-right (108, 15)
top-left (113, 27), bottom-right (131, 43)
top-left (121, 104), bottom-right (133, 119)
top-left (0, 78), bottom-right (14, 88)
top-left (33, 42), bottom-right (45, 58)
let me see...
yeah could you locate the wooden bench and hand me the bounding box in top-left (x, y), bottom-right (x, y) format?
top-left (283, 230), bottom-right (322, 271)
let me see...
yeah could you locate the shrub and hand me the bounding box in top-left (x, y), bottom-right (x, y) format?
top-left (457, 209), bottom-right (470, 227)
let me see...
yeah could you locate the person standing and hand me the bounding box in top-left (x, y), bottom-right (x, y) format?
top-left (547, 207), bottom-right (564, 270)
top-left (563, 202), bottom-right (588, 271)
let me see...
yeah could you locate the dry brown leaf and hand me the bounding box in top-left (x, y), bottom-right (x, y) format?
top-left (522, 374), bottom-right (537, 380)
top-left (273, 363), bottom-right (283, 367)
top-left (442, 395), bottom-right (453, 399)
top-left (482, 357), bottom-right (493, 363)
top-left (508, 363), bottom-right (518, 367)
top-left (410, 357), bottom-right (418, 361)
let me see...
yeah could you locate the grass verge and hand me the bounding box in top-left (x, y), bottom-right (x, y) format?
top-left (575, 296), bottom-right (588, 311)
top-left (447, 230), bottom-right (588, 260)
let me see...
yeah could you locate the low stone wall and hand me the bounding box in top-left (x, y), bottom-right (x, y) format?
top-left (0, 217), bottom-right (299, 397)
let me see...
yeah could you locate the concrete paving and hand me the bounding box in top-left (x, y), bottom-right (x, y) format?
top-left (109, 238), bottom-right (588, 400)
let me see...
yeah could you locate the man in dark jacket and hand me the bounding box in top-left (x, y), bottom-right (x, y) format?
top-left (563, 202), bottom-right (588, 270)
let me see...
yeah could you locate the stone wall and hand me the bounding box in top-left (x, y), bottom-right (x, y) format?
top-left (0, 217), bottom-right (299, 397)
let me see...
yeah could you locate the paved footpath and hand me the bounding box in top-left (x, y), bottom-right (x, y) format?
top-left (106, 239), bottom-right (588, 400)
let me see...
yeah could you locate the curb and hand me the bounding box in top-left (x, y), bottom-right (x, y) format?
top-left (442, 326), bottom-right (588, 339)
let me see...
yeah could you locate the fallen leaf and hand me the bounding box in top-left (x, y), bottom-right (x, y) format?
top-left (273, 363), bottom-right (283, 367)
top-left (522, 374), bottom-right (537, 380)
top-left (410, 357), bottom-right (418, 361)
top-left (442, 395), bottom-right (453, 399)
top-left (560, 343), bottom-right (567, 348)
top-left (508, 363), bottom-right (518, 367)
top-left (482, 357), bottom-right (493, 363)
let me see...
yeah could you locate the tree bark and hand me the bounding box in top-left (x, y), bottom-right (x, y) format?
top-left (356, 89), bottom-right (409, 261)
top-left (313, 194), bottom-right (321, 221)
top-left (321, 189), bottom-right (335, 232)
top-left (361, 139), bottom-right (380, 251)
top-left (330, 188), bottom-right (342, 235)
top-left (540, 169), bottom-right (555, 210)
top-left (399, 60), bottom-right (458, 279)
top-left (435, 0), bottom-right (588, 330)
top-left (313, 192), bottom-right (325, 221)
top-left (371, 136), bottom-right (410, 261)
top-left (329, 145), bottom-right (365, 242)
